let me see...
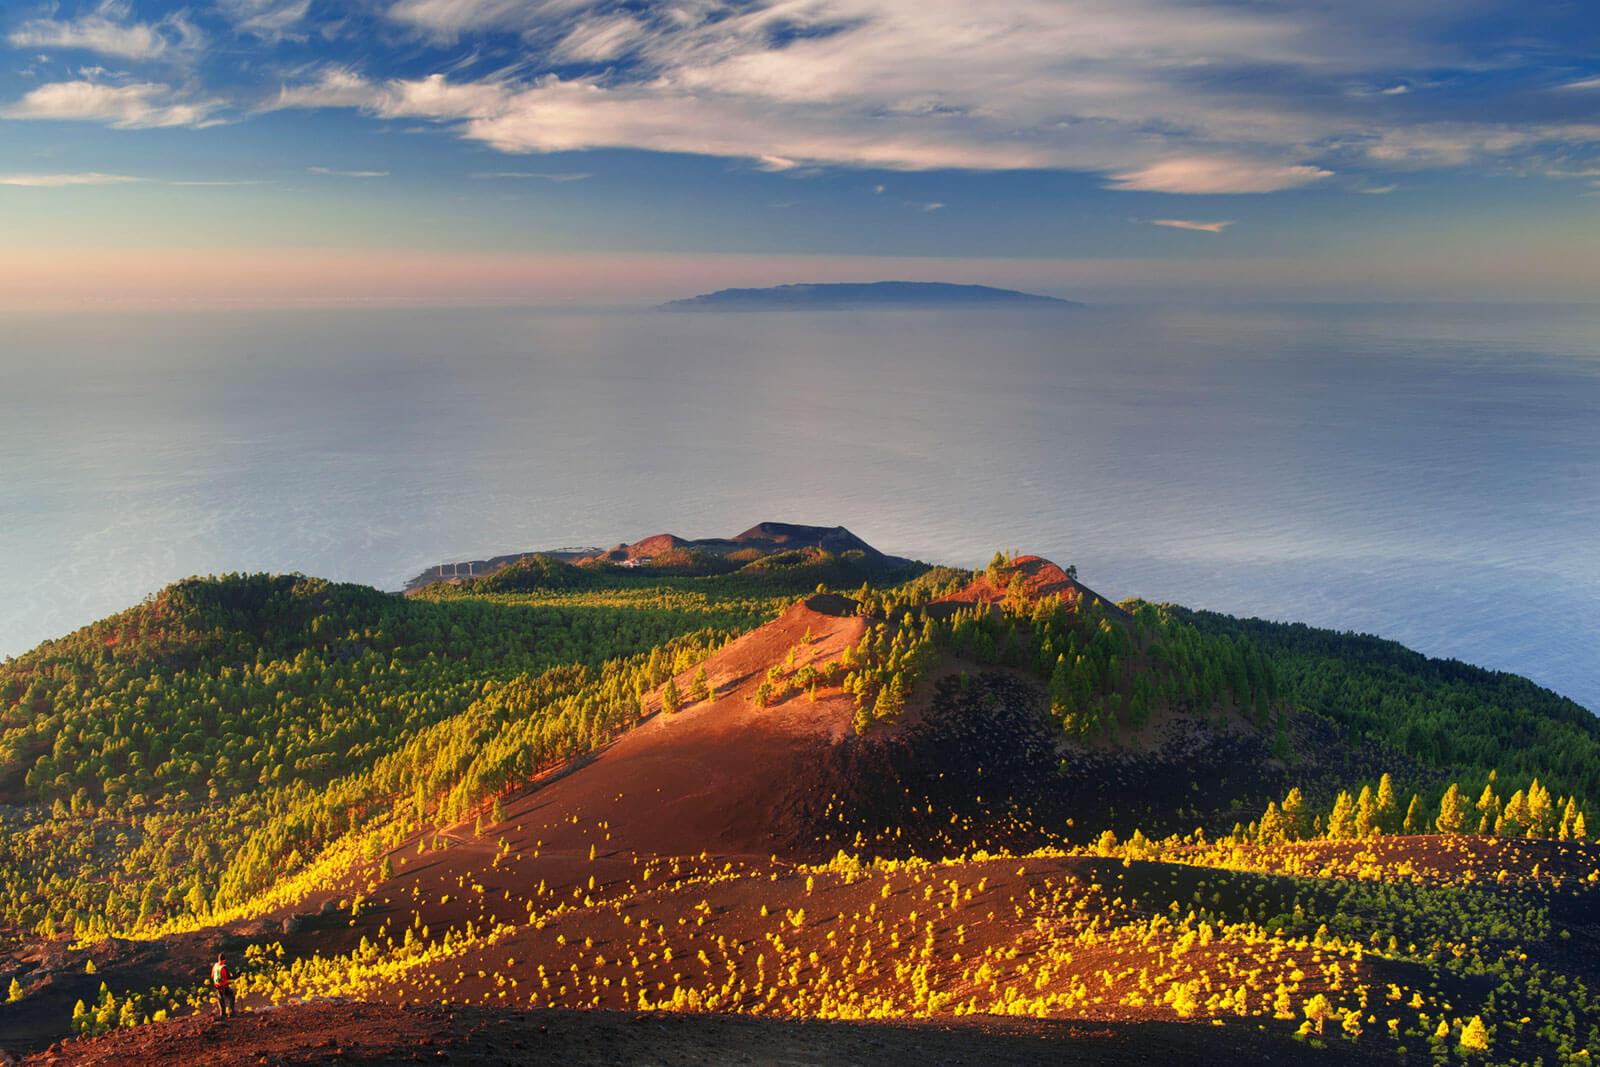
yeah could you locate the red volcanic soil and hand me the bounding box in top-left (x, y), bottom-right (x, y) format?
top-left (935, 556), bottom-right (1130, 620)
top-left (491, 591), bottom-right (867, 859)
top-left (581, 533), bottom-right (691, 564)
top-left (250, 592), bottom-right (872, 956)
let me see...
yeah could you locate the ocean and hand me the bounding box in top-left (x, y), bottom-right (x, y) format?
top-left (3, 302), bottom-right (1596, 711)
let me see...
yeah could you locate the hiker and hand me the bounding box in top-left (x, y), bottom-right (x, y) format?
top-left (211, 952), bottom-right (235, 1019)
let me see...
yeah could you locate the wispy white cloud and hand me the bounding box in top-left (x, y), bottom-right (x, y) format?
top-left (3, 81), bottom-right (223, 128)
top-left (47, 0), bottom-right (1595, 198)
top-left (551, 13), bottom-right (646, 63)
top-left (0, 171), bottom-right (139, 187)
top-left (1110, 158), bottom-right (1331, 194)
top-left (469, 170), bottom-right (591, 181)
top-left (413, 74), bottom-right (1079, 170)
top-left (218, 0), bottom-right (313, 42)
top-left (1364, 122), bottom-right (1600, 168)
top-left (273, 0), bottom-right (1368, 191)
top-left (377, 72), bottom-right (510, 119)
top-left (1148, 218), bottom-right (1232, 233)
top-left (276, 68), bottom-right (1310, 187)
top-left (271, 68), bottom-right (378, 110)
top-left (0, 172), bottom-right (271, 187)
top-left (307, 166), bottom-right (389, 177)
top-left (7, 4), bottom-right (200, 60)
top-left (272, 70), bottom-right (508, 119)
top-left (386, 0), bottom-right (586, 41)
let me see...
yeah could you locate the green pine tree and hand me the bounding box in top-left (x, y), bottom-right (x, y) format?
top-left (1500, 789), bottom-right (1529, 837)
top-left (1558, 797), bottom-right (1580, 840)
top-left (1281, 787), bottom-right (1306, 840)
top-left (1403, 793), bottom-right (1422, 833)
top-left (1475, 782), bottom-right (1501, 834)
top-left (1327, 790), bottom-right (1355, 839)
top-left (873, 674), bottom-right (906, 722)
top-left (1526, 779), bottom-right (1553, 837)
top-left (1376, 773), bottom-right (1398, 832)
top-left (1256, 802), bottom-right (1286, 845)
top-left (1436, 783), bottom-right (1467, 834)
top-left (1354, 785), bottom-right (1376, 838)
top-left (852, 704), bottom-right (872, 736)
top-left (1459, 1015), bottom-right (1491, 1053)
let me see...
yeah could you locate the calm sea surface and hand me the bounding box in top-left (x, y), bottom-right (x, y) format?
top-left (2, 303), bottom-right (1596, 711)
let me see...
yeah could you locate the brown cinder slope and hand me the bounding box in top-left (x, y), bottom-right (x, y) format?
top-left (491, 591), bottom-right (868, 860)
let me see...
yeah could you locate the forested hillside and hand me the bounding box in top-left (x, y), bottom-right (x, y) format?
top-left (1170, 606), bottom-right (1599, 802)
top-left (0, 573), bottom-right (783, 938)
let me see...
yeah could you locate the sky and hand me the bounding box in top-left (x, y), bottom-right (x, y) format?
top-left (2, 0), bottom-right (1599, 306)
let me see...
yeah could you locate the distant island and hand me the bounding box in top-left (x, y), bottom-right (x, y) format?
top-left (659, 280), bottom-right (1082, 311)
top-left (404, 521), bottom-right (922, 592)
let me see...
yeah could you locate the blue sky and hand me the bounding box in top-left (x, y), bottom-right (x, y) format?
top-left (3, 0), bottom-right (1599, 304)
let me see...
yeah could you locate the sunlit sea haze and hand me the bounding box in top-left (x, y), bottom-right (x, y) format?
top-left (3, 302), bottom-right (1596, 711)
